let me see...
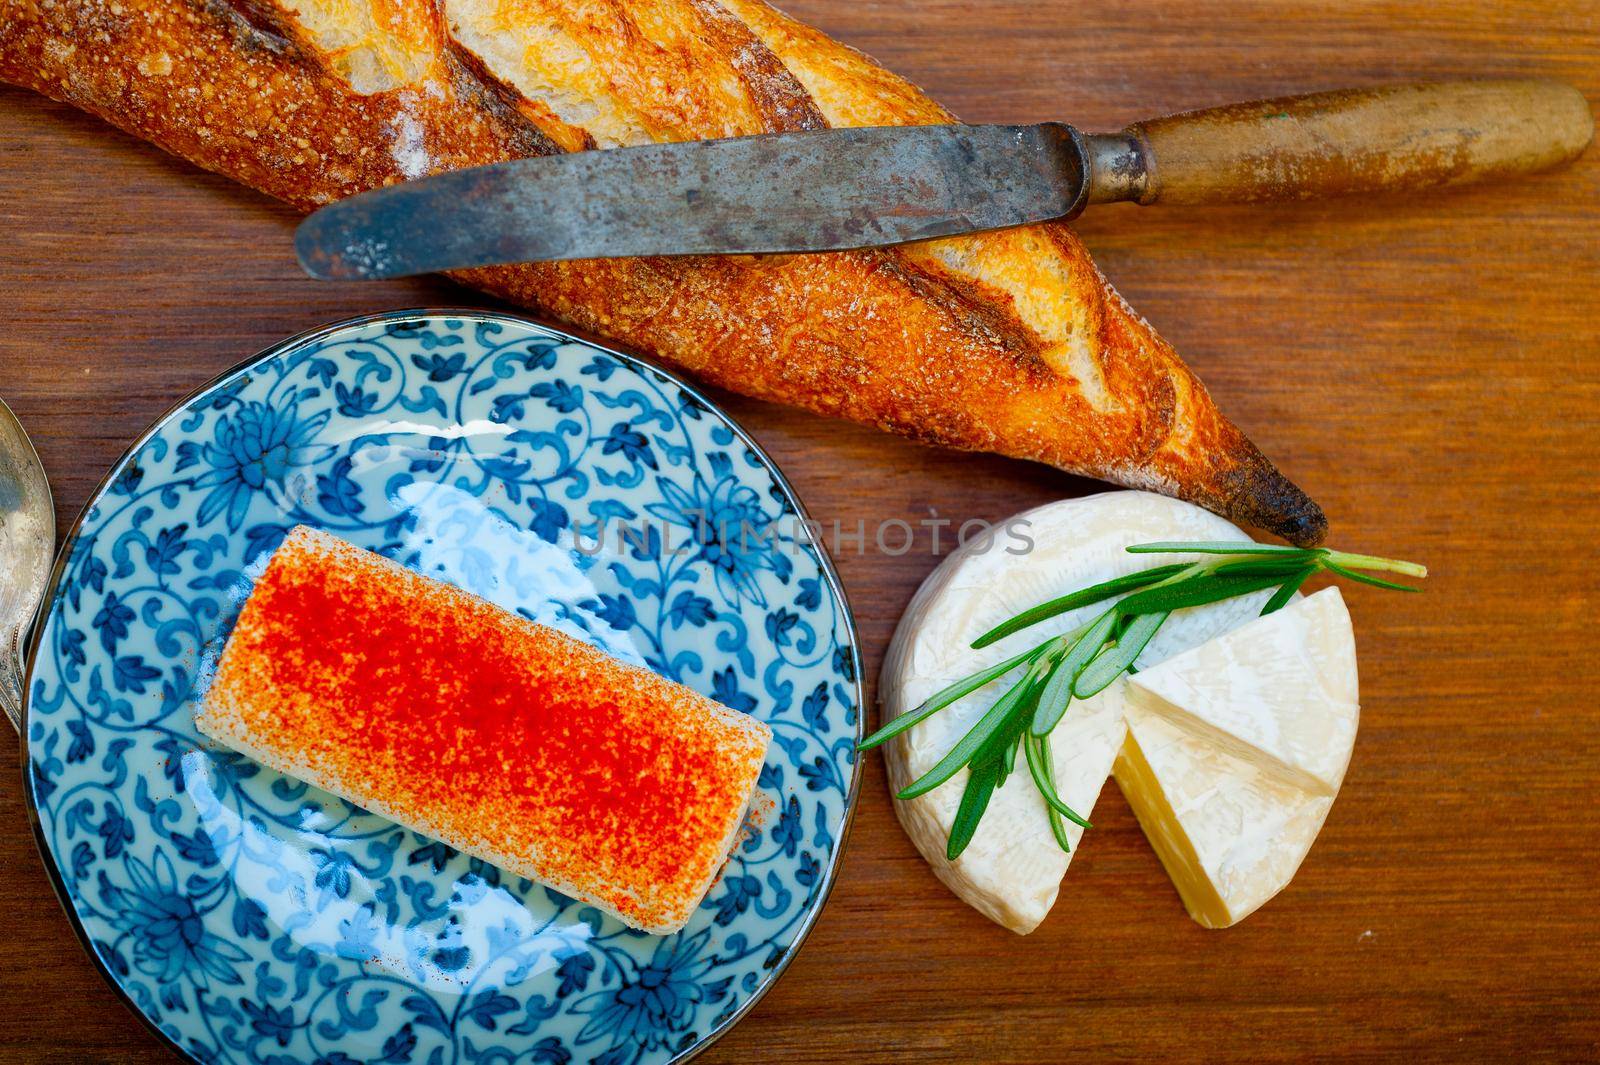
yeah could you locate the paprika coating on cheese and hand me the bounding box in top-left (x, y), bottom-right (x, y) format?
top-left (196, 525), bottom-right (771, 934)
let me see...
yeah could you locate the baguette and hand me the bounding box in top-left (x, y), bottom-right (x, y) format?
top-left (197, 525), bottom-right (771, 935)
top-left (0, 0), bottom-right (1326, 544)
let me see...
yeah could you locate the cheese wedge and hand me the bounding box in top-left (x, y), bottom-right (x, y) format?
top-left (1125, 589), bottom-right (1358, 794)
top-left (878, 491), bottom-right (1280, 934)
top-left (1115, 589), bottom-right (1359, 928)
top-left (197, 525), bottom-right (770, 935)
top-left (1114, 709), bottom-right (1337, 929)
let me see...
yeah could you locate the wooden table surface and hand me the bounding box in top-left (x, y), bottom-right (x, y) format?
top-left (2, 1), bottom-right (1596, 1061)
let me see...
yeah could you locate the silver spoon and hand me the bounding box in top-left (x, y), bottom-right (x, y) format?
top-left (0, 397), bottom-right (54, 733)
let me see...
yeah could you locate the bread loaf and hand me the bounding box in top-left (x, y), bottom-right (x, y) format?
top-left (0, 0), bottom-right (1326, 544)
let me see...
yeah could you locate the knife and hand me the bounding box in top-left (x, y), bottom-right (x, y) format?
top-left (296, 79), bottom-right (1593, 281)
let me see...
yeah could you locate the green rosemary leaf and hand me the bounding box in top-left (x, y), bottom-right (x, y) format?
top-left (1029, 608), bottom-right (1116, 736)
top-left (1323, 550), bottom-right (1428, 578)
top-left (1064, 607), bottom-right (1121, 669)
top-left (1261, 566), bottom-right (1317, 615)
top-left (1023, 729), bottom-right (1093, 830)
top-left (897, 671), bottom-right (1039, 800)
top-left (946, 762), bottom-right (1000, 861)
top-left (994, 711), bottom-right (1024, 785)
top-left (1030, 733), bottom-right (1073, 852)
top-left (1029, 657), bottom-right (1077, 739)
top-left (1074, 611), bottom-right (1169, 697)
top-left (969, 563), bottom-right (1189, 648)
top-left (1111, 611), bottom-right (1137, 639)
top-left (981, 676), bottom-right (1044, 785)
top-left (1127, 541), bottom-right (1323, 556)
top-left (999, 733), bottom-right (1020, 783)
top-left (1046, 804), bottom-right (1070, 853)
top-left (1113, 570), bottom-right (1292, 616)
top-left (1137, 541), bottom-right (1319, 558)
top-left (857, 644), bottom-right (1040, 750)
top-left (1210, 556), bottom-right (1324, 579)
top-left (1324, 560), bottom-right (1423, 593)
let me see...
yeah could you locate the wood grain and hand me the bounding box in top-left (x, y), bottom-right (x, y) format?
top-left (1, 1), bottom-right (1596, 1061)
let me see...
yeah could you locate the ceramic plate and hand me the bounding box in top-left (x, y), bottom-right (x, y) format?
top-left (22, 311), bottom-right (862, 1064)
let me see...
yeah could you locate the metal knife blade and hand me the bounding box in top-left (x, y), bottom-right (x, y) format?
top-left (295, 124), bottom-right (1089, 280)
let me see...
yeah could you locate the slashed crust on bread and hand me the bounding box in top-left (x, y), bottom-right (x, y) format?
top-left (0, 0), bottom-right (1326, 543)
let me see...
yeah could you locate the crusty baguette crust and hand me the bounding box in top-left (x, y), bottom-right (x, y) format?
top-left (0, 0), bottom-right (1326, 544)
top-left (197, 525), bottom-right (770, 935)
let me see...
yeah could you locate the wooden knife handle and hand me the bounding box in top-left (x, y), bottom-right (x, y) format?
top-left (1088, 79), bottom-right (1593, 206)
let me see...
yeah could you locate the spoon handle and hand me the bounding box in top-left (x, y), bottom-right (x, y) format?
top-left (0, 637), bottom-right (19, 732)
top-left (0, 396), bottom-right (56, 733)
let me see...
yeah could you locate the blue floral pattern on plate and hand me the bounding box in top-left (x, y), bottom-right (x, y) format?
top-left (23, 311), bottom-right (862, 1065)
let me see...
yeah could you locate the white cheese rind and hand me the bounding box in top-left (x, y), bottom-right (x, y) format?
top-left (1125, 588), bottom-right (1359, 795)
top-left (879, 491), bottom-right (1278, 934)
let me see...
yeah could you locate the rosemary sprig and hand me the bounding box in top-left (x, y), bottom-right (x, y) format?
top-left (861, 539), bottom-right (1426, 860)
top-left (970, 564), bottom-right (1191, 648)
